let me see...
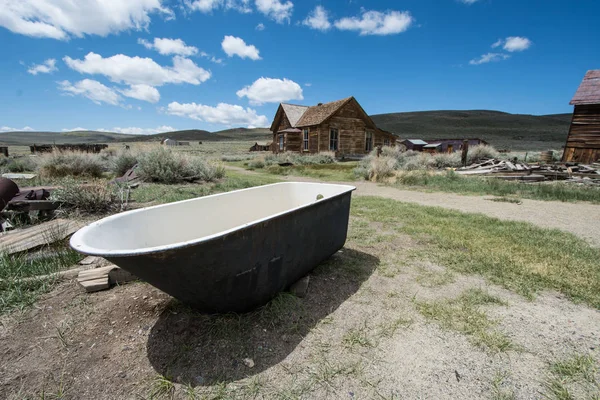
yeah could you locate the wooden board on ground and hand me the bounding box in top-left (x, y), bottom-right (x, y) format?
top-left (0, 219), bottom-right (85, 255)
top-left (77, 265), bottom-right (137, 293)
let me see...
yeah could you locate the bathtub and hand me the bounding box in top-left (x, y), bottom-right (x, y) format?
top-left (70, 182), bottom-right (356, 313)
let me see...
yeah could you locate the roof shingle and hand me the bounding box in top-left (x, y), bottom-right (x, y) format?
top-left (571, 70), bottom-right (600, 105)
top-left (295, 97), bottom-right (353, 127)
top-left (281, 104), bottom-right (309, 127)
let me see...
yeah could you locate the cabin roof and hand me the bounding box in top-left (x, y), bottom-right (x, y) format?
top-left (402, 139), bottom-right (428, 145)
top-left (423, 143), bottom-right (441, 148)
top-left (571, 70), bottom-right (600, 105)
top-left (280, 104), bottom-right (309, 127)
top-left (295, 97), bottom-right (354, 127)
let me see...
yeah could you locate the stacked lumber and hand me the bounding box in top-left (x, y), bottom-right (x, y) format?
top-left (77, 264), bottom-right (137, 293)
top-left (456, 159), bottom-right (600, 183)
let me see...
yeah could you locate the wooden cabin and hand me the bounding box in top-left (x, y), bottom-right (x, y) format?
top-left (562, 70), bottom-right (600, 164)
top-left (400, 139), bottom-right (428, 151)
top-left (250, 142), bottom-right (272, 152)
top-left (425, 138), bottom-right (488, 153)
top-left (270, 97), bottom-right (396, 156)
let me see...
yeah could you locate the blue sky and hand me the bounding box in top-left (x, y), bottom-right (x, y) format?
top-left (0, 0), bottom-right (598, 134)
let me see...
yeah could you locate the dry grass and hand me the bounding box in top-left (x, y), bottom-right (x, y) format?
top-left (137, 147), bottom-right (225, 184)
top-left (36, 151), bottom-right (106, 178)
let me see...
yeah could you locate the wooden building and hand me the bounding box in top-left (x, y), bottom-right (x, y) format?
top-left (250, 142), bottom-right (272, 152)
top-left (425, 138), bottom-right (488, 153)
top-left (270, 97), bottom-right (396, 156)
top-left (562, 70), bottom-right (600, 164)
top-left (400, 139), bottom-right (428, 151)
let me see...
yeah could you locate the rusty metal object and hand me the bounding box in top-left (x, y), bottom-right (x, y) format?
top-left (0, 178), bottom-right (19, 210)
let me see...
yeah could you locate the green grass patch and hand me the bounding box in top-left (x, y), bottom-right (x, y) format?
top-left (352, 197), bottom-right (600, 308)
top-left (0, 249), bottom-right (82, 314)
top-left (416, 288), bottom-right (512, 352)
top-left (132, 170), bottom-right (280, 204)
top-left (393, 170), bottom-right (600, 204)
top-left (250, 162), bottom-right (358, 182)
top-left (544, 354), bottom-right (599, 400)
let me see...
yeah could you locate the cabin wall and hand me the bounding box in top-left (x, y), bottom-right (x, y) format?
top-left (563, 104), bottom-right (600, 164)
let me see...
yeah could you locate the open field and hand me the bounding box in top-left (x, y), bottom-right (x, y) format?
top-left (0, 109), bottom-right (570, 151)
top-left (2, 142), bottom-right (600, 399)
top-left (2, 186), bottom-right (600, 399)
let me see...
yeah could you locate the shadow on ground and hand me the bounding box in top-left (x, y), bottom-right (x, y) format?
top-left (146, 248), bottom-right (378, 386)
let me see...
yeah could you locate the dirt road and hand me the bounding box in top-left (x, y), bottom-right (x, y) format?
top-left (228, 166), bottom-right (600, 247)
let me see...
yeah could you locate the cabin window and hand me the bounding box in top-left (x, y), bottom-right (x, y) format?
top-left (384, 138), bottom-right (390, 146)
top-left (279, 134), bottom-right (284, 151)
top-left (365, 131), bottom-right (373, 152)
top-left (329, 128), bottom-right (339, 151)
top-left (303, 129), bottom-right (309, 151)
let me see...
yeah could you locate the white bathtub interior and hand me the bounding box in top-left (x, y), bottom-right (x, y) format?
top-left (71, 182), bottom-right (354, 254)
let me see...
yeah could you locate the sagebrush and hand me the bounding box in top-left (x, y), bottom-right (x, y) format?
top-left (51, 179), bottom-right (119, 214)
top-left (136, 147), bottom-right (225, 184)
top-left (36, 151), bottom-right (106, 178)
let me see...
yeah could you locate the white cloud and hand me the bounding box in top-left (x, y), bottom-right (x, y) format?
top-left (458, 0), bottom-right (479, 4)
top-left (334, 10), bottom-right (413, 36)
top-left (304, 83), bottom-right (312, 87)
top-left (98, 125), bottom-right (175, 135)
top-left (256, 23), bottom-right (265, 31)
top-left (491, 39), bottom-right (503, 48)
top-left (303, 6), bottom-right (331, 31)
top-left (255, 0), bottom-right (293, 23)
top-left (58, 79), bottom-right (122, 105)
top-left (0, 126), bottom-right (34, 132)
top-left (27, 58), bottom-right (58, 75)
top-left (62, 127), bottom-right (88, 132)
top-left (0, 0), bottom-right (172, 40)
top-left (138, 37), bottom-right (198, 56)
top-left (221, 36), bottom-right (261, 60)
top-left (469, 53), bottom-right (510, 65)
top-left (185, 0), bottom-right (252, 13)
top-left (503, 36), bottom-right (532, 52)
top-left (491, 37), bottom-right (532, 52)
top-left (236, 77), bottom-right (303, 105)
top-left (119, 84), bottom-right (160, 103)
top-left (64, 52), bottom-right (211, 87)
top-left (167, 102), bottom-right (269, 127)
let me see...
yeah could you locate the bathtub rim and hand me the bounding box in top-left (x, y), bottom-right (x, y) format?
top-left (70, 181), bottom-right (356, 257)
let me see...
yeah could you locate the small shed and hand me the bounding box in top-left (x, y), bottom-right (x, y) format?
top-left (250, 142), bottom-right (272, 152)
top-left (562, 70), bottom-right (600, 164)
top-left (401, 139), bottom-right (428, 151)
top-left (425, 138), bottom-right (488, 153)
top-left (162, 138), bottom-right (177, 146)
top-left (423, 143), bottom-right (442, 154)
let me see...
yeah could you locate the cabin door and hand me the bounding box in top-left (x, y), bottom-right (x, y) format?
top-left (447, 144), bottom-right (454, 153)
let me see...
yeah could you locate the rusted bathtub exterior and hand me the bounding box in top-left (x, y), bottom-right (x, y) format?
top-left (70, 182), bottom-right (355, 313)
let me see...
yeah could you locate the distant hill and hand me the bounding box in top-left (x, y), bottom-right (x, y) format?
top-left (0, 128), bottom-right (272, 146)
top-left (0, 130), bottom-right (136, 145)
top-left (371, 110), bottom-right (572, 151)
top-left (125, 128), bottom-right (272, 142)
top-left (0, 111), bottom-right (572, 150)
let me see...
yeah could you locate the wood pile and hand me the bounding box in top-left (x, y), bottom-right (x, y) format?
top-left (456, 159), bottom-right (600, 184)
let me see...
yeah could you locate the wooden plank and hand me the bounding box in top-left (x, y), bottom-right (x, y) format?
top-left (0, 219), bottom-right (85, 255)
top-left (79, 277), bottom-right (110, 293)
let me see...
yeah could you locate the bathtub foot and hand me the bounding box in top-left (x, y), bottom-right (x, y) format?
top-left (289, 275), bottom-right (310, 298)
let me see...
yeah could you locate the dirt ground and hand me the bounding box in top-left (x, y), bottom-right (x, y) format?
top-left (227, 166), bottom-right (600, 248)
top-left (1, 210), bottom-right (599, 399)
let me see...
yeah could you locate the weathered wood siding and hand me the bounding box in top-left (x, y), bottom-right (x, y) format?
top-left (272, 97), bottom-right (396, 155)
top-left (563, 104), bottom-right (600, 164)
top-left (272, 112), bottom-right (294, 153)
